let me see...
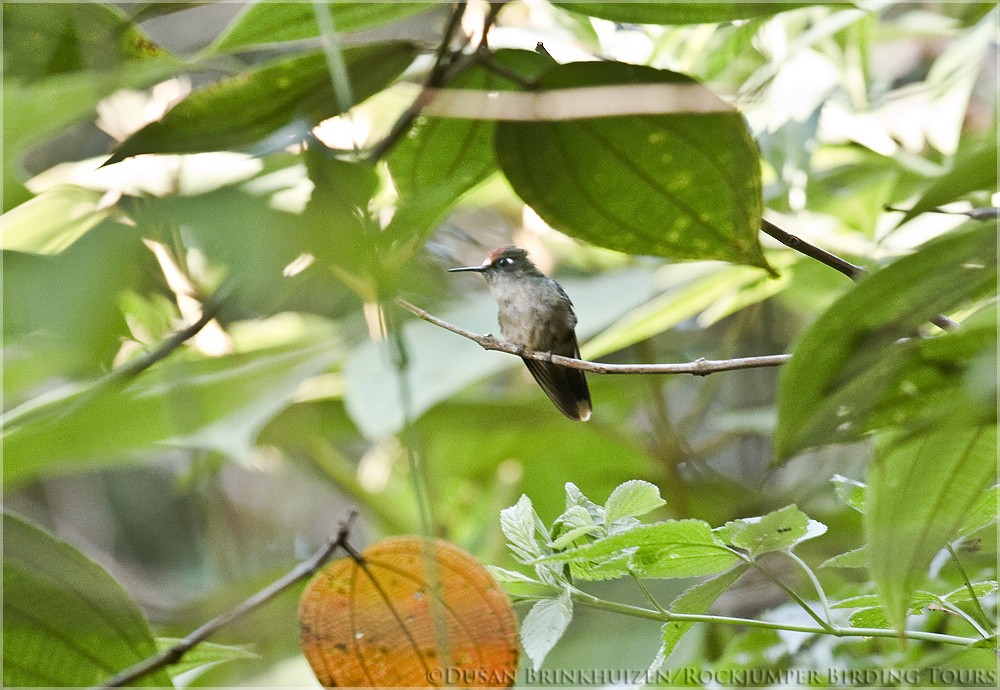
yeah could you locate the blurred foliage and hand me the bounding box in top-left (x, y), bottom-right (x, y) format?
top-left (1, 1), bottom-right (996, 687)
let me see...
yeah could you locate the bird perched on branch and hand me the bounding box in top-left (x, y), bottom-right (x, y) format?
top-left (449, 245), bottom-right (592, 421)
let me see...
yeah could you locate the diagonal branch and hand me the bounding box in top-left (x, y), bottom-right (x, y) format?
top-left (97, 513), bottom-right (359, 688)
top-left (396, 299), bottom-right (790, 375)
top-left (761, 218), bottom-right (959, 331)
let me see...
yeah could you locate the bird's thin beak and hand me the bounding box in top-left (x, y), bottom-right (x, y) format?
top-left (447, 265), bottom-right (485, 273)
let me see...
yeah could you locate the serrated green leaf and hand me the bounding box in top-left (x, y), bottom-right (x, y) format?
top-left (211, 2), bottom-right (432, 53)
top-left (867, 423), bottom-right (997, 633)
top-left (521, 592), bottom-right (573, 671)
top-left (849, 606), bottom-right (889, 629)
top-left (496, 61), bottom-right (771, 271)
top-left (775, 222), bottom-right (998, 459)
top-left (155, 638), bottom-right (258, 679)
top-left (500, 495), bottom-right (545, 563)
top-left (604, 480), bottom-right (666, 524)
top-left (832, 475), bottom-right (867, 513)
top-left (820, 547), bottom-right (868, 570)
top-left (660, 564), bottom-right (750, 663)
top-left (555, 2), bottom-right (850, 24)
top-left (107, 42), bottom-right (417, 164)
top-left (716, 505), bottom-right (826, 557)
top-left (2, 512), bottom-right (171, 687)
top-left (956, 485), bottom-right (999, 538)
top-left (537, 520), bottom-right (741, 578)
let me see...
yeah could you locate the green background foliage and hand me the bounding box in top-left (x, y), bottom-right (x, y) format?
top-left (2, 1), bottom-right (996, 686)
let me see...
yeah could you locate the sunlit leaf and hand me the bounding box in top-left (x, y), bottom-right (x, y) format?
top-left (820, 547), bottom-right (868, 569)
top-left (299, 536), bottom-right (519, 687)
top-left (716, 505), bottom-right (827, 557)
top-left (604, 480), bottom-right (666, 524)
top-left (956, 485), bottom-right (999, 539)
top-left (831, 475), bottom-right (867, 513)
top-left (2, 512), bottom-right (170, 687)
top-left (520, 591), bottom-right (573, 672)
top-left (894, 140), bottom-right (998, 227)
top-left (107, 42), bottom-right (417, 164)
top-left (211, 2), bottom-right (433, 53)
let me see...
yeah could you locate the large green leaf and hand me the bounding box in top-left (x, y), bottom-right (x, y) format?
top-left (106, 42), bottom-right (417, 164)
top-left (866, 424), bottom-right (997, 633)
top-left (495, 61), bottom-right (770, 270)
top-left (715, 505), bottom-right (827, 558)
top-left (775, 222), bottom-right (998, 459)
top-left (210, 2), bottom-right (433, 53)
top-left (555, 2), bottom-right (849, 24)
top-left (3, 334), bottom-right (338, 488)
top-left (2, 512), bottom-right (170, 687)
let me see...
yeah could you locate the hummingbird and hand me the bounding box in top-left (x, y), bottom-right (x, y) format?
top-left (449, 245), bottom-right (592, 421)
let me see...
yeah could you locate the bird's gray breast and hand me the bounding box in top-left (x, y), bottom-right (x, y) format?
top-left (490, 276), bottom-right (577, 353)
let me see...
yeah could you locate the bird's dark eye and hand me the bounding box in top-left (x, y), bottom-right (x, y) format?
top-left (497, 257), bottom-right (514, 268)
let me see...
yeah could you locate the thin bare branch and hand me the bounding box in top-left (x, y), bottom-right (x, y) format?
top-left (97, 513), bottom-right (359, 688)
top-left (761, 218), bottom-right (959, 331)
top-left (396, 299), bottom-right (790, 375)
top-left (368, 2), bottom-right (469, 161)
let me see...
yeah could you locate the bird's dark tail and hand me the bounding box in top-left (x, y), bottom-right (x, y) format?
top-left (522, 358), bottom-right (592, 421)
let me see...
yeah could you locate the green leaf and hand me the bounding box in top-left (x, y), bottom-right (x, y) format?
top-left (894, 127), bottom-right (997, 228)
top-left (820, 547), bottom-right (868, 570)
top-left (520, 591), bottom-right (573, 671)
top-left (155, 638), bottom-right (258, 679)
top-left (2, 512), bottom-right (171, 687)
top-left (3, 332), bottom-right (338, 488)
top-left (211, 2), bottom-right (432, 53)
top-left (866, 423), bottom-right (997, 633)
top-left (659, 564), bottom-right (750, 664)
top-left (3, 222), bottom-right (148, 399)
top-left (495, 61), bottom-right (771, 271)
top-left (944, 581), bottom-right (998, 605)
top-left (604, 480), bottom-right (666, 524)
top-left (555, 2), bottom-right (850, 24)
top-left (956, 485), bottom-right (999, 538)
top-left (485, 567), bottom-right (560, 599)
top-left (0, 185), bottom-right (111, 254)
top-left (107, 42), bottom-right (417, 164)
top-left (3, 2), bottom-right (164, 80)
top-left (831, 475), bottom-right (867, 513)
top-left (500, 495), bottom-right (546, 563)
top-left (537, 521), bottom-right (741, 578)
top-left (386, 50), bottom-right (550, 238)
top-left (716, 505), bottom-right (826, 557)
top-left (775, 221), bottom-right (998, 459)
